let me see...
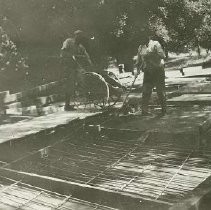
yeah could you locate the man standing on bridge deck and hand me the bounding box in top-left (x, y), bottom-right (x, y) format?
top-left (135, 35), bottom-right (166, 116)
top-left (60, 30), bottom-right (93, 111)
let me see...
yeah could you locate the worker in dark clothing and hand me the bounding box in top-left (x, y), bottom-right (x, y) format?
top-left (60, 30), bottom-right (93, 111)
top-left (135, 36), bottom-right (166, 116)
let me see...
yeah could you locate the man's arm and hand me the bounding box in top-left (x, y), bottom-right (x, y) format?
top-left (154, 42), bottom-right (165, 59)
top-left (135, 45), bottom-right (144, 73)
top-left (84, 49), bottom-right (93, 66)
top-left (135, 45), bottom-right (141, 66)
top-left (78, 44), bottom-right (93, 66)
top-left (60, 39), bottom-right (73, 58)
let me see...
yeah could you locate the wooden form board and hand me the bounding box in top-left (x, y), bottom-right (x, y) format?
top-left (168, 94), bottom-right (211, 105)
top-left (0, 175), bottom-right (116, 210)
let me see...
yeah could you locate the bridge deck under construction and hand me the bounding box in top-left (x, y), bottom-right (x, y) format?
top-left (0, 122), bottom-right (210, 209)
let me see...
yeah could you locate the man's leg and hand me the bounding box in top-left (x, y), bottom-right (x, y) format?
top-left (156, 69), bottom-right (166, 115)
top-left (75, 68), bottom-right (86, 94)
top-left (156, 88), bottom-right (167, 115)
top-left (64, 73), bottom-right (76, 110)
top-left (142, 83), bottom-right (153, 115)
top-left (64, 88), bottom-right (71, 108)
top-left (63, 65), bottom-right (71, 109)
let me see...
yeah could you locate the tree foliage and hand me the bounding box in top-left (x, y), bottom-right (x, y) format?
top-left (0, 27), bottom-right (28, 71)
top-left (0, 0), bottom-right (211, 74)
top-left (0, 26), bottom-right (28, 90)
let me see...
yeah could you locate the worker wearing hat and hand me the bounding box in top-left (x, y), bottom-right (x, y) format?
top-left (135, 34), bottom-right (166, 116)
top-left (60, 30), bottom-right (93, 111)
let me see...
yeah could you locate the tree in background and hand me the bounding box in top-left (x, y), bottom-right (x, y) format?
top-left (194, 0), bottom-right (211, 53)
top-left (0, 26), bottom-right (28, 90)
top-left (197, 14), bottom-right (211, 53)
top-left (0, 0), bottom-right (210, 54)
top-left (157, 0), bottom-right (210, 54)
top-left (0, 0), bottom-right (211, 90)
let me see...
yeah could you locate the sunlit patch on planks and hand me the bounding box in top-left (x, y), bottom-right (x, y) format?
top-left (0, 175), bottom-right (116, 210)
top-left (3, 130), bottom-right (211, 206)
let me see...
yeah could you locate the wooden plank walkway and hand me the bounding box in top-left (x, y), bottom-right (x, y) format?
top-left (0, 111), bottom-right (99, 144)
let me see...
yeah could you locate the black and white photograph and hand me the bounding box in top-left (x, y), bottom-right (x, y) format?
top-left (0, 0), bottom-right (211, 209)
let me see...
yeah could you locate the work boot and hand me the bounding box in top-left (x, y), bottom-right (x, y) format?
top-left (64, 105), bottom-right (77, 111)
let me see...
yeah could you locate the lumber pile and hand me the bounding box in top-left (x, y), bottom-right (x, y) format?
top-left (0, 81), bottom-right (64, 116)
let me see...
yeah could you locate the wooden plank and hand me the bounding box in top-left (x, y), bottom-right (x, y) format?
top-left (0, 91), bottom-right (10, 102)
top-left (167, 94), bottom-right (211, 105)
top-left (0, 111), bottom-right (98, 144)
top-left (163, 66), bottom-right (211, 78)
top-left (35, 94), bottom-right (63, 106)
top-left (182, 66), bottom-right (211, 77)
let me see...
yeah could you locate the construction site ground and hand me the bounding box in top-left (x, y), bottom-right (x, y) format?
top-left (1, 54), bottom-right (211, 209)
